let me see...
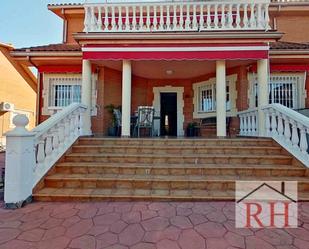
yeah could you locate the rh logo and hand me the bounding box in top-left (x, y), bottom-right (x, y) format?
top-left (235, 181), bottom-right (298, 228)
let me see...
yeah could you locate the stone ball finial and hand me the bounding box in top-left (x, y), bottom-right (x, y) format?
top-left (13, 114), bottom-right (29, 128)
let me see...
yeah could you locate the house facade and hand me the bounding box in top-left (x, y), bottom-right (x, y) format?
top-left (10, 0), bottom-right (309, 138)
top-left (0, 42), bottom-right (37, 147)
top-left (5, 0), bottom-right (309, 206)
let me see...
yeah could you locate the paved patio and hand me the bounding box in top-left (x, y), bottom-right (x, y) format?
top-left (0, 201), bottom-right (309, 249)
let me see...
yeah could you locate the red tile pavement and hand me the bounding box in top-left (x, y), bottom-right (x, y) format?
top-left (0, 201), bottom-right (309, 249)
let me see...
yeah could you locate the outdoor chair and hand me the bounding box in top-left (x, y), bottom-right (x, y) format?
top-left (113, 109), bottom-right (122, 136)
top-left (134, 106), bottom-right (155, 137)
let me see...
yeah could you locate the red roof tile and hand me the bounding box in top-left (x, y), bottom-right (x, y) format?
top-left (14, 43), bottom-right (81, 52)
top-left (270, 41), bottom-right (309, 50)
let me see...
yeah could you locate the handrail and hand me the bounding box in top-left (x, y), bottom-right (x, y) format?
top-left (262, 104), bottom-right (309, 167)
top-left (4, 103), bottom-right (87, 207)
top-left (83, 0), bottom-right (271, 33)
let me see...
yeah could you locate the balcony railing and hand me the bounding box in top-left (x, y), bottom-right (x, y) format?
top-left (83, 0), bottom-right (271, 33)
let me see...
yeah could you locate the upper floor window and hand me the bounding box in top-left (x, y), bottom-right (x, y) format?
top-left (193, 74), bottom-right (237, 119)
top-left (249, 73), bottom-right (306, 110)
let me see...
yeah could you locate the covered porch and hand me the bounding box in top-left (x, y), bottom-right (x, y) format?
top-left (80, 44), bottom-right (270, 138)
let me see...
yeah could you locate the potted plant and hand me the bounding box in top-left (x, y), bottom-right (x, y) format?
top-left (105, 104), bottom-right (121, 136)
top-left (186, 122), bottom-right (196, 137)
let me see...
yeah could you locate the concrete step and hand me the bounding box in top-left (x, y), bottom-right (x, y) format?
top-left (55, 162), bottom-right (306, 177)
top-left (64, 153), bottom-right (293, 165)
top-left (77, 138), bottom-right (276, 147)
top-left (33, 187), bottom-right (309, 202)
top-left (71, 145), bottom-right (287, 156)
top-left (43, 173), bottom-right (309, 191)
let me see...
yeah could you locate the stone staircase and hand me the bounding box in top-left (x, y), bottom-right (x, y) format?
top-left (33, 138), bottom-right (309, 201)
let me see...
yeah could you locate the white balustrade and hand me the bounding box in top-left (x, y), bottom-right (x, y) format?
top-left (4, 103), bottom-right (87, 207)
top-left (262, 104), bottom-right (309, 167)
top-left (83, 0), bottom-right (271, 33)
top-left (238, 108), bottom-right (258, 136)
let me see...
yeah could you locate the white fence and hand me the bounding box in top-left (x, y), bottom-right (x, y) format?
top-left (84, 0), bottom-right (271, 33)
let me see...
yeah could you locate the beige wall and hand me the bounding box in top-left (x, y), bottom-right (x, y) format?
top-left (0, 49), bottom-right (36, 146)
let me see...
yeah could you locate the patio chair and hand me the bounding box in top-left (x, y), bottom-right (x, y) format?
top-left (134, 106), bottom-right (155, 137)
top-left (113, 109), bottom-right (122, 136)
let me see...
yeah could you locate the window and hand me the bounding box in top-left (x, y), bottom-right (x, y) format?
top-left (48, 76), bottom-right (82, 107)
top-left (249, 73), bottom-right (305, 109)
top-left (193, 74), bottom-right (237, 119)
top-left (198, 83), bottom-right (230, 112)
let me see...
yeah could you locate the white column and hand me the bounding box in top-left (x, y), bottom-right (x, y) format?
top-left (121, 60), bottom-right (132, 137)
top-left (216, 60), bottom-right (227, 137)
top-left (257, 59), bottom-right (269, 136)
top-left (81, 59), bottom-right (92, 136)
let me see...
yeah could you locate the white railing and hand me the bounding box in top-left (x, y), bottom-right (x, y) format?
top-left (4, 103), bottom-right (87, 207)
top-left (238, 108), bottom-right (259, 136)
top-left (271, 0), bottom-right (309, 3)
top-left (262, 104), bottom-right (309, 167)
top-left (83, 0), bottom-right (271, 33)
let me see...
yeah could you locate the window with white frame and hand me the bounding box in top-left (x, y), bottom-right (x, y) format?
top-left (249, 73), bottom-right (306, 109)
top-left (193, 75), bottom-right (237, 118)
top-left (42, 73), bottom-right (98, 116)
top-left (48, 76), bottom-right (82, 107)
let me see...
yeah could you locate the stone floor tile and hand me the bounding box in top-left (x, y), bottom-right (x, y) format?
top-left (42, 226), bottom-right (66, 240)
top-left (206, 210), bottom-right (227, 223)
top-left (141, 210), bottom-right (157, 221)
top-left (158, 206), bottom-right (176, 218)
top-left (119, 224), bottom-right (144, 246)
top-left (245, 236), bottom-right (276, 249)
top-left (285, 227), bottom-right (309, 241)
top-left (256, 229), bottom-right (293, 246)
top-left (62, 215), bottom-right (81, 228)
top-left (18, 228), bottom-right (45, 242)
top-left (65, 219), bottom-right (93, 238)
top-left (37, 236), bottom-right (71, 249)
top-left (178, 229), bottom-right (206, 249)
top-left (87, 225), bottom-right (109, 236)
top-left (130, 242), bottom-right (156, 249)
top-left (0, 239), bottom-right (34, 249)
top-left (93, 213), bottom-right (120, 226)
top-left (110, 220), bottom-right (128, 234)
top-left (224, 232), bottom-right (245, 248)
top-left (206, 238), bottom-right (230, 249)
top-left (78, 207), bottom-right (98, 219)
top-left (122, 211), bottom-right (141, 224)
top-left (149, 202), bottom-right (171, 211)
top-left (96, 232), bottom-right (118, 248)
top-left (141, 217), bottom-right (169, 231)
top-left (170, 216), bottom-right (192, 229)
top-left (69, 235), bottom-right (96, 249)
top-left (188, 213), bottom-right (207, 225)
top-left (195, 221), bottom-right (226, 238)
top-left (176, 207), bottom-right (192, 216)
top-left (157, 239), bottom-right (180, 249)
top-left (40, 217), bottom-right (63, 229)
top-left (0, 228), bottom-right (21, 244)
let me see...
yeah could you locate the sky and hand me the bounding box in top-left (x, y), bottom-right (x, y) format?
top-left (0, 0), bottom-right (84, 48)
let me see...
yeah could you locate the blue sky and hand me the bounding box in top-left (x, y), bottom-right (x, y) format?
top-left (0, 1), bottom-right (83, 48)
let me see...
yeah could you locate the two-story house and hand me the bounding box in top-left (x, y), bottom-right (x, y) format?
top-left (4, 0), bottom-right (309, 206)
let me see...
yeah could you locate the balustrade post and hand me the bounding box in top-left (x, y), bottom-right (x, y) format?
top-left (4, 115), bottom-right (35, 208)
top-left (271, 110), bottom-right (278, 136)
top-left (277, 112), bottom-right (284, 138)
top-left (299, 124), bottom-right (308, 155)
top-left (284, 116), bottom-right (292, 145)
top-left (291, 120), bottom-right (299, 148)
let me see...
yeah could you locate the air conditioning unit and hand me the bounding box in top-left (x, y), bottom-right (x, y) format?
top-left (0, 102), bottom-right (15, 112)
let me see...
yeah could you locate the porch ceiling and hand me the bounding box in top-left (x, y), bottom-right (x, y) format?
top-left (93, 60), bottom-right (254, 79)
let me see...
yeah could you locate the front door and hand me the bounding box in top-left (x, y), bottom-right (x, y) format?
top-left (160, 93), bottom-right (177, 136)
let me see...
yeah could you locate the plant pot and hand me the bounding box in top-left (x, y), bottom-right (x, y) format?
top-left (108, 127), bottom-right (117, 136)
top-left (186, 127), bottom-right (195, 137)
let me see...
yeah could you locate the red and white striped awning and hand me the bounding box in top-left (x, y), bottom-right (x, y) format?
top-left (82, 43), bottom-right (269, 61)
